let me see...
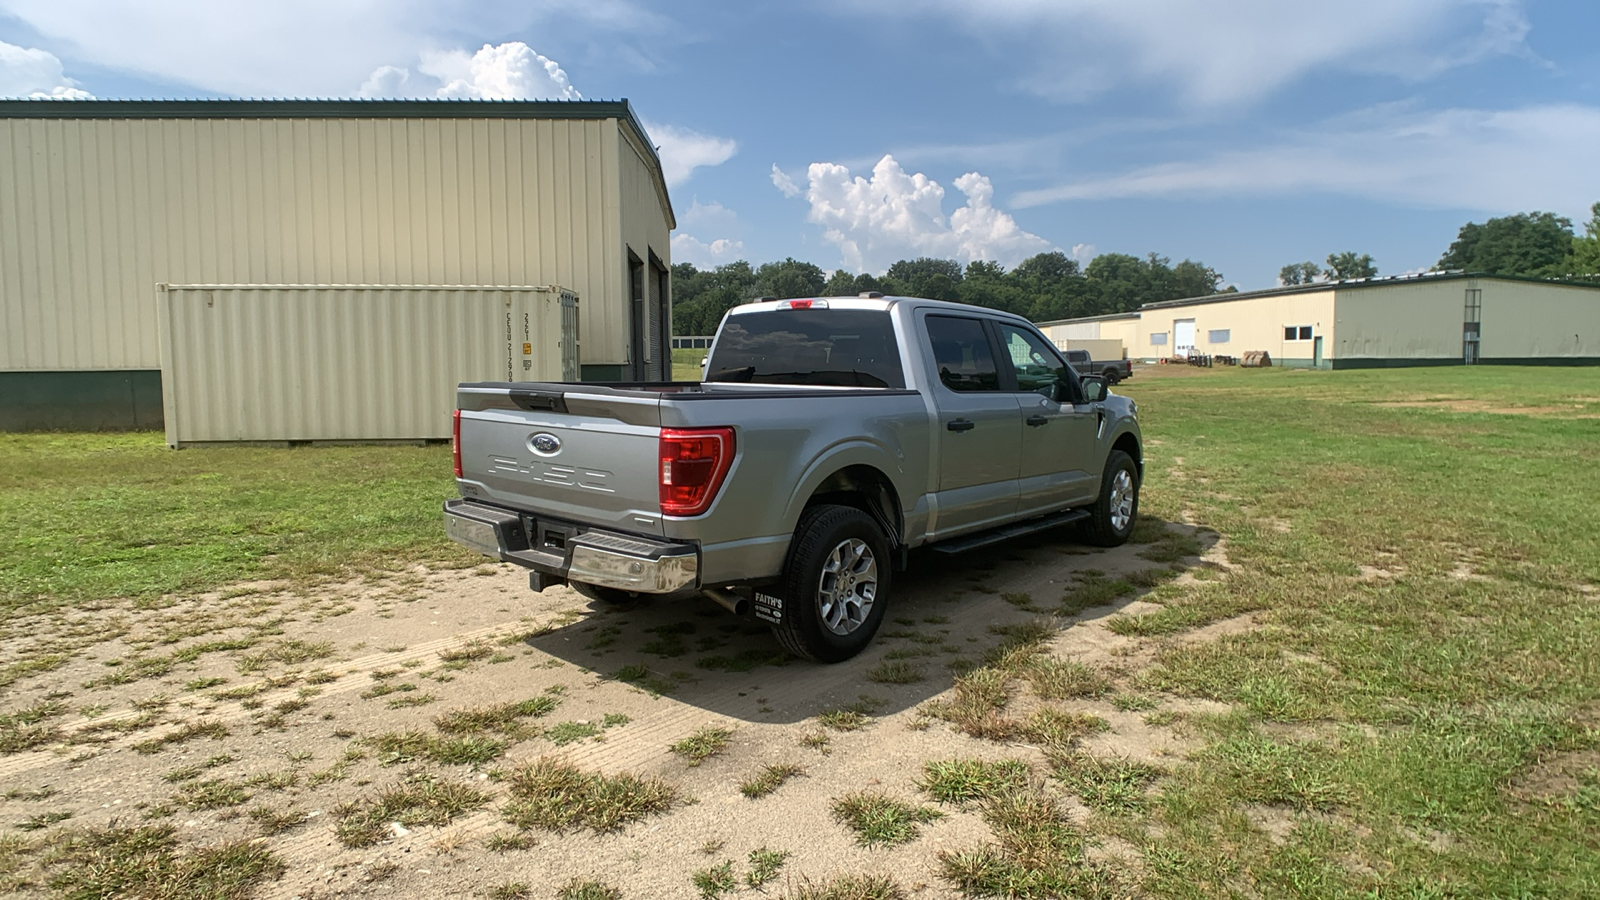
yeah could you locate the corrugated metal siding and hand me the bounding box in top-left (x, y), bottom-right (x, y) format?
top-left (158, 285), bottom-right (572, 445)
top-left (0, 116), bottom-right (650, 371)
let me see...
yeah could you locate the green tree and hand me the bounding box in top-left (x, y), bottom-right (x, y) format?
top-left (1279, 261), bottom-right (1322, 285)
top-left (752, 258), bottom-right (827, 299)
top-left (1436, 211), bottom-right (1575, 277)
top-left (822, 269), bottom-right (861, 297)
top-left (1570, 202), bottom-right (1600, 282)
top-left (1324, 252), bottom-right (1377, 281)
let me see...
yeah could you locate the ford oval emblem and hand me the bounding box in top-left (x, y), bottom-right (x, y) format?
top-left (530, 433), bottom-right (562, 455)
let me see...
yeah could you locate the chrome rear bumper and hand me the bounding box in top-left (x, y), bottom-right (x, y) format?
top-left (442, 499), bottom-right (699, 593)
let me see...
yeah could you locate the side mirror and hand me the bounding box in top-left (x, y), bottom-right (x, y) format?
top-left (1079, 376), bottom-right (1107, 403)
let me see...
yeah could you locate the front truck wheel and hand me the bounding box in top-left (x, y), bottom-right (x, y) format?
top-left (1081, 449), bottom-right (1140, 547)
top-left (770, 504), bottom-right (892, 663)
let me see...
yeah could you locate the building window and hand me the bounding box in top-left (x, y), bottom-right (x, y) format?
top-left (1285, 326), bottom-right (1312, 341)
top-left (1150, 332), bottom-right (1168, 345)
top-left (1208, 329), bottom-right (1230, 344)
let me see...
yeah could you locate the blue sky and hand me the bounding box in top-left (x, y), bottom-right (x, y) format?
top-left (2, 1), bottom-right (1597, 289)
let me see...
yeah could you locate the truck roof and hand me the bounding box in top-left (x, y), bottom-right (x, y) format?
top-left (725, 294), bottom-right (1036, 326)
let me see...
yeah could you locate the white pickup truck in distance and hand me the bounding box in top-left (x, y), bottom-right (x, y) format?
top-left (445, 294), bottom-right (1144, 662)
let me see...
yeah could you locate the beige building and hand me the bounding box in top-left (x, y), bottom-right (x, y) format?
top-left (1052, 274), bottom-right (1600, 368)
top-left (0, 98), bottom-right (675, 430)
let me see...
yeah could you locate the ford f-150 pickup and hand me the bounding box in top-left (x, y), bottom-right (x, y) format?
top-left (444, 295), bottom-right (1143, 662)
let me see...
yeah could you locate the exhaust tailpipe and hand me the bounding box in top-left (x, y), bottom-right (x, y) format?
top-left (704, 588), bottom-right (750, 616)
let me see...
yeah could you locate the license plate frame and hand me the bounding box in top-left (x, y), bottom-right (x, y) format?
top-left (444, 512), bottom-right (502, 557)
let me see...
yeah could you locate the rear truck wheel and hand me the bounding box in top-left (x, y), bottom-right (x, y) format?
top-left (1102, 368), bottom-right (1121, 385)
top-left (570, 581), bottom-right (640, 606)
top-left (769, 504), bottom-right (892, 663)
top-left (1081, 449), bottom-right (1139, 547)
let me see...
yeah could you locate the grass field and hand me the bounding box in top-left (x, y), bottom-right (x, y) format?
top-left (1, 365), bottom-right (1597, 895)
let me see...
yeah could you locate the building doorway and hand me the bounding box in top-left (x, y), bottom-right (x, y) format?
top-left (1173, 319), bottom-right (1196, 358)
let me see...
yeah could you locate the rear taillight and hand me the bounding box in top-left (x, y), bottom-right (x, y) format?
top-left (452, 410), bottom-right (463, 478)
top-left (659, 427), bottom-right (736, 516)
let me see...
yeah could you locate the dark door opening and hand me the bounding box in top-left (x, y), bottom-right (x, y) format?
top-left (628, 251), bottom-right (646, 380)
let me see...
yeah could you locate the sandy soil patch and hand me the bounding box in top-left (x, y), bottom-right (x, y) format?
top-left (0, 522), bottom-right (1239, 899)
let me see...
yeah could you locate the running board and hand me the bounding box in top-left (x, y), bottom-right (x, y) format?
top-left (929, 509), bottom-right (1090, 556)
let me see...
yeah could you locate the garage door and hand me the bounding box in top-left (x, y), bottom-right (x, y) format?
top-left (1174, 319), bottom-right (1196, 358)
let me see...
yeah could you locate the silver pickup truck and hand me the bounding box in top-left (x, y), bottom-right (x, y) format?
top-left (445, 295), bottom-right (1143, 662)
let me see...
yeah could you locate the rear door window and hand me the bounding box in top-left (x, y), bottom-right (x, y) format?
top-left (705, 309), bottom-right (904, 388)
top-left (925, 315), bottom-right (1001, 392)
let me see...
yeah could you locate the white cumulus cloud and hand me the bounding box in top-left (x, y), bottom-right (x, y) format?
top-left (0, 40), bottom-right (91, 98)
top-left (1011, 103), bottom-right (1600, 220)
top-left (672, 233), bottom-right (746, 266)
top-left (359, 42), bottom-right (580, 100)
top-left (770, 164), bottom-right (801, 198)
top-left (794, 155), bottom-right (1052, 274)
top-left (641, 121), bottom-right (737, 188)
top-left (672, 200), bottom-right (746, 266)
top-left (839, 0), bottom-right (1534, 107)
top-left (0, 0), bottom-right (669, 98)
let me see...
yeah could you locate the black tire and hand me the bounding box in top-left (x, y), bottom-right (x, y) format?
top-left (570, 581), bottom-right (639, 606)
top-left (770, 504), bottom-right (892, 663)
top-left (1081, 449), bottom-right (1139, 547)
top-left (1102, 368), bottom-right (1121, 385)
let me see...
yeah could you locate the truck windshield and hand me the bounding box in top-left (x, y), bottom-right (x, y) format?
top-left (705, 310), bottom-right (905, 388)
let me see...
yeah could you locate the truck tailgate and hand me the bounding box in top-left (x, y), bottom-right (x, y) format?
top-left (455, 384), bottom-right (665, 536)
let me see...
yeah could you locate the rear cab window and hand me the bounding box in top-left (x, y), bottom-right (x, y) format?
top-left (706, 309), bottom-right (905, 388)
top-left (925, 315), bottom-right (1001, 392)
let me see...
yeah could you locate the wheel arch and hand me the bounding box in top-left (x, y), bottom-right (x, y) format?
top-left (1111, 431), bottom-right (1143, 479)
top-left (803, 464), bottom-right (905, 549)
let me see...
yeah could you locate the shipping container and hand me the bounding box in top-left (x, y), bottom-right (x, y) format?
top-left (157, 284), bottom-right (578, 446)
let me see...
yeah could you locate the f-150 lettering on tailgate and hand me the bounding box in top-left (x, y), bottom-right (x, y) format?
top-left (488, 456), bottom-right (615, 493)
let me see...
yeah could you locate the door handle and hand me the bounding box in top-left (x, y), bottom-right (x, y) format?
top-left (1026, 415), bottom-right (1048, 427)
top-left (946, 418), bottom-right (976, 432)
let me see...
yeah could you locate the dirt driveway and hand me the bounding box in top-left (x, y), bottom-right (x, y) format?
top-left (0, 521), bottom-right (1227, 899)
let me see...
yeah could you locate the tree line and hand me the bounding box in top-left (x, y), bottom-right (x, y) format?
top-left (1279, 202), bottom-right (1600, 287)
top-left (672, 201), bottom-right (1600, 336)
top-left (670, 251), bottom-right (1231, 336)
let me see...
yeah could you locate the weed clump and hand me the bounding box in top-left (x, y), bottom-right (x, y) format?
top-left (740, 762), bottom-right (805, 799)
top-left (41, 824), bottom-right (284, 899)
top-left (501, 757), bottom-right (677, 834)
top-left (831, 791), bottom-right (943, 846)
top-left (335, 777), bottom-right (489, 848)
top-left (670, 726), bottom-right (733, 767)
top-left (918, 758), bottom-right (1031, 805)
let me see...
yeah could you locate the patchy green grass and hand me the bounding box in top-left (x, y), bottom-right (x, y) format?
top-left (368, 730), bottom-right (507, 767)
top-left (501, 757), bottom-right (677, 834)
top-left (785, 874), bottom-right (908, 900)
top-left (334, 778), bottom-right (489, 848)
top-left (740, 762), bottom-right (806, 799)
top-left (918, 758), bottom-right (1032, 806)
top-left (1052, 753), bottom-right (1165, 815)
top-left (557, 878), bottom-right (623, 900)
top-left (831, 791), bottom-right (944, 846)
top-left (0, 432), bottom-right (472, 615)
top-left (1105, 366), bottom-right (1600, 897)
top-left (670, 726), bottom-right (733, 767)
top-left (433, 697), bottom-right (559, 735)
top-left (745, 847), bottom-right (790, 888)
top-left (866, 660), bottom-right (926, 684)
top-left (691, 860), bottom-right (737, 899)
top-left (937, 779), bottom-right (1116, 899)
top-left (1025, 657), bottom-right (1111, 699)
top-left (28, 824), bottom-right (283, 899)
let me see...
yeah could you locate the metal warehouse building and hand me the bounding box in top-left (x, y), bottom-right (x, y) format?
top-left (1055, 273), bottom-right (1600, 368)
top-left (0, 98), bottom-right (676, 434)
